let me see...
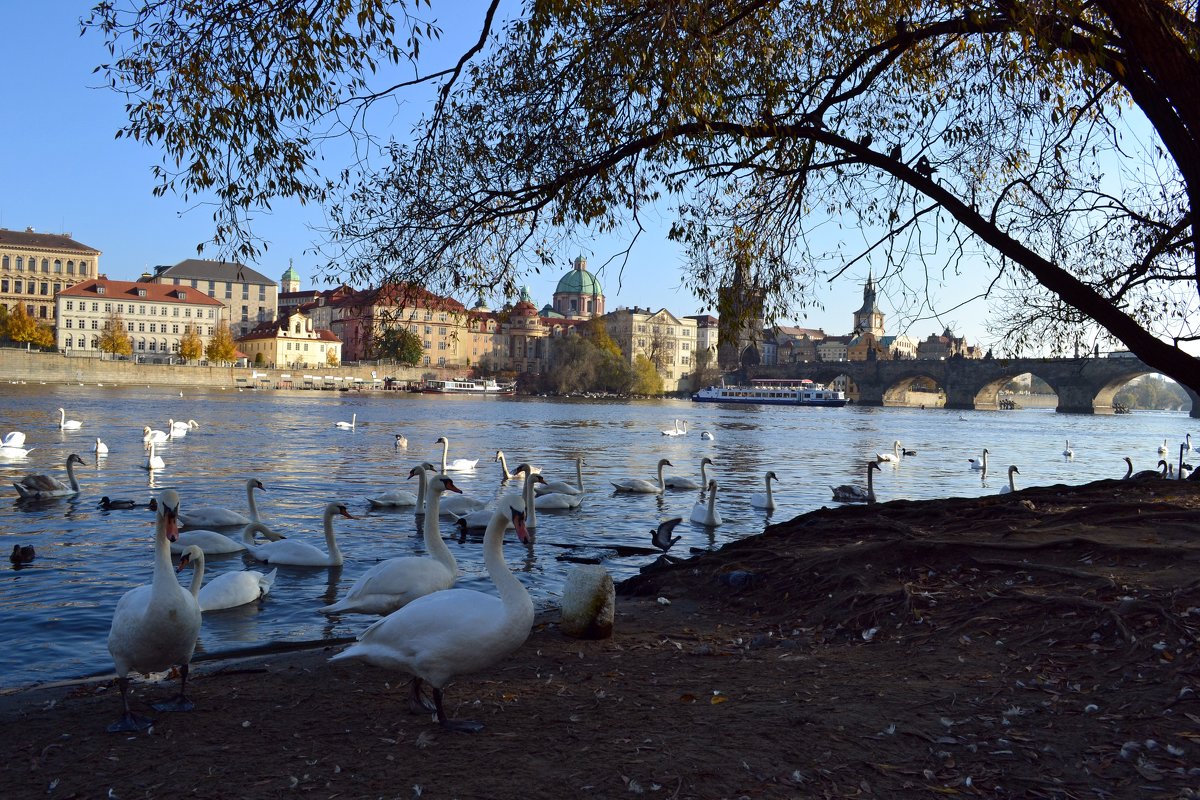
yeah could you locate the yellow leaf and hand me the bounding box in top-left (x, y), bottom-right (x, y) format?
top-left (710, 695), bottom-right (729, 705)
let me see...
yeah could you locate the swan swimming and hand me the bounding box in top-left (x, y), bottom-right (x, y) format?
top-left (106, 489), bottom-right (201, 732)
top-left (612, 458), bottom-right (672, 494)
top-left (330, 494), bottom-right (534, 732)
top-left (689, 479), bottom-right (723, 526)
top-left (242, 501), bottom-right (355, 567)
top-left (1062, 440), bottom-right (1074, 459)
top-left (831, 462), bottom-right (880, 504)
top-left (664, 457), bottom-right (712, 491)
top-left (335, 413), bottom-right (357, 430)
top-left (143, 441), bottom-right (166, 471)
top-left (176, 546), bottom-right (278, 612)
top-left (1122, 457), bottom-right (1165, 481)
top-left (13, 453), bottom-right (86, 500)
top-left (0, 432), bottom-right (35, 458)
top-left (876, 441), bottom-right (901, 463)
top-left (1, 431), bottom-right (26, 448)
top-left (178, 478), bottom-right (265, 529)
top-left (495, 450), bottom-right (542, 480)
top-left (171, 523), bottom-right (283, 555)
top-left (750, 471), bottom-right (778, 510)
top-left (94, 438), bottom-right (109, 456)
top-left (436, 436), bottom-right (479, 471)
top-left (534, 457), bottom-right (585, 496)
top-left (58, 408), bottom-right (82, 430)
top-left (699, 430), bottom-right (714, 441)
top-left (968, 448), bottom-right (989, 471)
top-left (998, 465), bottom-right (1020, 494)
top-left (143, 426), bottom-right (169, 444)
top-left (366, 462), bottom-right (422, 508)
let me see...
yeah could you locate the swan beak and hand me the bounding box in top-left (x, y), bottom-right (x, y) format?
top-left (176, 553), bottom-right (191, 573)
top-left (338, 507), bottom-right (357, 520)
top-left (512, 509), bottom-right (530, 544)
top-left (163, 508), bottom-right (179, 542)
top-left (441, 478), bottom-right (464, 495)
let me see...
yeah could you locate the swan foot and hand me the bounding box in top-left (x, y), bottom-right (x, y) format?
top-left (151, 694), bottom-right (195, 713)
top-left (408, 679), bottom-right (437, 714)
top-left (107, 711), bottom-right (154, 733)
top-left (433, 687), bottom-right (483, 733)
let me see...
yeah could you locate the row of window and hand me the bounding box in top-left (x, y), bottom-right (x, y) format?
top-left (173, 277), bottom-right (270, 302)
top-left (0, 279), bottom-right (62, 296)
top-left (62, 299), bottom-right (217, 319)
top-left (63, 336), bottom-right (181, 352)
top-left (0, 256), bottom-right (90, 276)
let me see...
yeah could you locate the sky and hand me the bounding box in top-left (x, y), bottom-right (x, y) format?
top-left (0, 3), bottom-right (1009, 349)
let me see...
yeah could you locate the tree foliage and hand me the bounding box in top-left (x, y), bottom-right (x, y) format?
top-left (6, 305), bottom-right (54, 349)
top-left (326, 346), bottom-right (341, 366)
top-left (88, 1), bottom-right (1200, 393)
top-left (205, 321), bottom-right (238, 362)
top-left (630, 353), bottom-right (664, 396)
top-left (374, 325), bottom-right (424, 365)
top-left (99, 312), bottom-right (133, 356)
top-left (541, 332), bottom-right (634, 394)
top-left (179, 324), bottom-right (205, 361)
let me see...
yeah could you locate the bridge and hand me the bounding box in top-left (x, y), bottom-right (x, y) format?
top-left (747, 356), bottom-right (1200, 418)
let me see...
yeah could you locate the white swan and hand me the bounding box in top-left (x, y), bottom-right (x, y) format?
top-left (534, 468), bottom-right (584, 510)
top-left (436, 436), bottom-right (479, 471)
top-left (1062, 439), bottom-right (1074, 458)
top-left (968, 448), bottom-right (989, 471)
top-left (0, 435), bottom-right (35, 458)
top-left (335, 413), bottom-right (357, 430)
top-left (106, 489), bottom-right (201, 732)
top-left (689, 480), bottom-right (723, 526)
top-left (1, 431), bottom-right (26, 448)
top-left (178, 478), bottom-right (265, 529)
top-left (1158, 438), bottom-right (1169, 456)
top-left (177, 546), bottom-right (277, 612)
top-left (831, 462), bottom-right (880, 504)
top-left (453, 473), bottom-right (541, 528)
top-left (495, 450), bottom-right (541, 480)
top-left (876, 440), bottom-right (900, 463)
top-left (663, 457), bottom-right (712, 490)
top-left (1180, 444), bottom-right (1194, 479)
top-left (241, 501), bottom-right (355, 567)
top-left (171, 524), bottom-right (283, 556)
top-left (534, 457), bottom-right (585, 496)
top-left (13, 453), bottom-right (86, 499)
top-left (612, 458), bottom-right (672, 494)
top-left (661, 419), bottom-right (683, 436)
top-left (58, 407), bottom-right (82, 430)
top-left (999, 465), bottom-right (1020, 494)
top-left (323, 475), bottom-right (462, 616)
top-left (438, 488), bottom-right (487, 518)
top-left (167, 419), bottom-right (187, 439)
top-left (750, 471), bottom-right (778, 510)
top-left (142, 426), bottom-right (169, 444)
top-left (143, 441), bottom-right (165, 470)
top-left (172, 419), bottom-right (198, 432)
top-left (95, 437), bottom-right (109, 456)
top-left (366, 463), bottom-right (422, 508)
top-left (700, 430), bottom-right (714, 441)
top-left (330, 493), bottom-right (534, 732)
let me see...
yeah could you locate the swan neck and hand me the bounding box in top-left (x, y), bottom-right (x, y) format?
top-left (498, 451), bottom-right (510, 478)
top-left (524, 473), bottom-right (537, 527)
top-left (866, 465), bottom-right (875, 501)
top-left (440, 439), bottom-right (449, 473)
top-left (66, 458), bottom-right (80, 491)
top-left (416, 468), bottom-right (430, 514)
top-left (246, 482), bottom-right (260, 521)
top-left (707, 485), bottom-right (718, 514)
top-left (322, 507), bottom-right (342, 560)
top-left (187, 552), bottom-right (205, 598)
top-left (422, 487), bottom-right (455, 572)
top-left (482, 512), bottom-right (529, 615)
top-left (575, 458), bottom-right (584, 490)
top-left (765, 474), bottom-right (774, 502)
top-left (151, 516), bottom-right (176, 599)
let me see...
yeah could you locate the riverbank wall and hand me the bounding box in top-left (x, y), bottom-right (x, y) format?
top-left (0, 348), bottom-right (430, 390)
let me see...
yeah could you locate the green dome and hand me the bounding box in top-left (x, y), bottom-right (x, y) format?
top-left (282, 265), bottom-right (301, 282)
top-left (555, 263), bottom-right (603, 296)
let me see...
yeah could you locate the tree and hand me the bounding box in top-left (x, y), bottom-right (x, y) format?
top-left (6, 304), bottom-right (53, 349)
top-left (179, 324), bottom-right (205, 362)
top-left (205, 321), bottom-right (238, 363)
top-left (374, 325), bottom-right (424, 365)
top-left (0, 304), bottom-right (9, 340)
top-left (88, 2), bottom-right (1200, 397)
top-left (326, 347), bottom-right (340, 367)
top-left (98, 312), bottom-right (133, 357)
top-left (630, 354), bottom-right (664, 396)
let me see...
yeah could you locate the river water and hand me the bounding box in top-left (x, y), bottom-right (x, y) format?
top-left (0, 382), bottom-right (1193, 689)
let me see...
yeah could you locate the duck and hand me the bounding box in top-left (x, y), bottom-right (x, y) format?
top-left (366, 463), bottom-right (422, 508)
top-left (664, 457), bottom-right (713, 491)
top-left (10, 544), bottom-right (36, 565)
top-left (335, 413), bottom-right (357, 430)
top-left (901, 446), bottom-right (917, 456)
top-left (99, 496), bottom-right (143, 510)
top-left (241, 501), bottom-right (355, 566)
top-left (178, 477), bottom-right (265, 529)
top-left (394, 434), bottom-right (408, 449)
top-left (750, 470), bottom-right (778, 510)
top-left (329, 494), bottom-right (534, 732)
top-left (831, 462), bottom-right (880, 504)
top-left (322, 474), bottom-right (464, 616)
top-left (534, 457), bottom-right (585, 496)
top-left (699, 430), bottom-right (715, 441)
top-left (689, 480), bottom-right (723, 526)
top-left (143, 441), bottom-right (166, 471)
top-left (999, 465), bottom-right (1020, 494)
top-left (142, 426), bottom-right (169, 444)
top-left (13, 453), bottom-right (86, 500)
top-left (612, 458), bottom-right (672, 494)
top-left (968, 448), bottom-right (989, 471)
top-left (876, 441), bottom-right (901, 463)
top-left (495, 450), bottom-right (541, 480)
top-left (105, 489), bottom-right (202, 732)
top-left (1062, 439), bottom-right (1074, 459)
top-left (176, 546), bottom-right (277, 612)
top-left (436, 436), bottom-right (478, 471)
top-left (58, 408), bottom-right (82, 430)
top-left (651, 518), bottom-right (683, 552)
top-left (94, 438), bottom-right (109, 456)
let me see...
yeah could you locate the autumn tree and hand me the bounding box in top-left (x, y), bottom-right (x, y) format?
top-left (326, 347), bottom-right (340, 366)
top-left (630, 354), bottom-right (664, 396)
top-left (98, 312), bottom-right (133, 357)
top-left (0, 304), bottom-right (9, 339)
top-left (205, 321), bottom-right (237, 363)
top-left (374, 325), bottom-right (424, 365)
top-left (87, 2), bottom-right (1200, 398)
top-left (6, 304), bottom-right (54, 349)
top-left (178, 324), bottom-right (204, 362)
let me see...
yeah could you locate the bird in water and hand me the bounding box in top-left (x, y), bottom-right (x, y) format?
top-left (394, 434), bottom-right (408, 449)
top-left (10, 544), bottom-right (35, 565)
top-left (651, 518), bottom-right (684, 553)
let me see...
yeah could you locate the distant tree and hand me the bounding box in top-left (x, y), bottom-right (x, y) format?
top-left (205, 321), bottom-right (237, 363)
top-left (1115, 375), bottom-right (1191, 411)
top-left (98, 312), bottom-right (133, 357)
top-left (544, 336), bottom-right (600, 394)
top-left (374, 325), bottom-right (423, 365)
top-left (6, 305), bottom-right (53, 349)
top-left (691, 346), bottom-right (721, 391)
top-left (0, 304), bottom-right (9, 339)
top-left (326, 347), bottom-right (340, 366)
top-left (631, 354), bottom-right (664, 396)
top-left (178, 324), bottom-right (204, 361)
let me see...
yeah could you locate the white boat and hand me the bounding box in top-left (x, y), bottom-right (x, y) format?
top-left (420, 378), bottom-right (515, 395)
top-left (691, 379), bottom-right (847, 407)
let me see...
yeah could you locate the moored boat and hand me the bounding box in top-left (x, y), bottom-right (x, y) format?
top-left (420, 378), bottom-right (515, 395)
top-left (691, 379), bottom-right (847, 407)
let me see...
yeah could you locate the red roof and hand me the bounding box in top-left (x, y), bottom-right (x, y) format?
top-left (59, 278), bottom-right (224, 306)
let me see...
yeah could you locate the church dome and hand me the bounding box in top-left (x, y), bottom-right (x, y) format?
top-left (555, 255), bottom-right (603, 296)
top-left (282, 265), bottom-right (301, 283)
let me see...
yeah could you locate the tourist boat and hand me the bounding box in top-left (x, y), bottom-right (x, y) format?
top-left (420, 378), bottom-right (515, 395)
top-left (691, 379), bottom-right (848, 407)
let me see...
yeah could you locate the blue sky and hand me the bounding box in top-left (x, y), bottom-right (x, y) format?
top-left (2, 2), bottom-right (997, 347)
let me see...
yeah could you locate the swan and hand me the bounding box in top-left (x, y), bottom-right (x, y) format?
top-left (323, 476), bottom-right (463, 616)
top-left (1123, 457), bottom-right (1164, 481)
top-left (58, 407), bottom-right (82, 430)
top-left (171, 524), bottom-right (283, 556)
top-left (495, 450), bottom-right (542, 480)
top-left (664, 457), bottom-right (713, 491)
top-left (831, 462), bottom-right (880, 504)
top-left (1180, 444), bottom-right (1194, 480)
top-left (534, 471), bottom-right (584, 510)
top-left (13, 453), bottom-right (86, 499)
top-left (689, 480), bottom-right (723, 526)
top-left (453, 473), bottom-right (542, 528)
top-left (1158, 438), bottom-right (1169, 456)
top-left (876, 441), bottom-right (901, 463)
top-left (0, 441), bottom-right (35, 458)
top-left (172, 419), bottom-right (198, 432)
top-left (968, 448), bottom-right (989, 471)
top-left (651, 518), bottom-right (683, 552)
top-left (330, 493), bottom-right (534, 732)
top-left (394, 434), bottom-right (408, 449)
top-left (1, 431), bottom-right (26, 448)
top-left (94, 438), bottom-right (109, 456)
top-left (366, 463), bottom-right (422, 508)
top-left (176, 546), bottom-right (277, 612)
top-left (534, 457), bottom-right (585, 496)
top-left (106, 489), bottom-right (201, 732)
top-left (998, 465), bottom-right (1020, 494)
top-left (143, 441), bottom-right (165, 471)
top-left (436, 436), bottom-right (479, 472)
top-left (612, 458), bottom-right (672, 494)
top-left (241, 501), bottom-right (355, 566)
top-left (142, 426), bottom-right (169, 444)
top-left (178, 478), bottom-right (265, 529)
top-left (661, 419), bottom-right (688, 436)
top-left (335, 413), bottom-right (357, 430)
top-left (750, 471), bottom-right (778, 510)
top-left (167, 419), bottom-right (187, 439)
top-left (1063, 439), bottom-right (1074, 458)
top-left (700, 430), bottom-right (714, 441)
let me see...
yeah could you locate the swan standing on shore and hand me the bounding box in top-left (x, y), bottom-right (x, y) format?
top-left (436, 436), bottom-right (479, 472)
top-left (178, 478), bottom-right (265, 529)
top-left (690, 480), bottom-right (723, 526)
top-left (335, 413), bottom-right (357, 430)
top-left (612, 458), bottom-right (672, 494)
top-left (106, 489), bottom-right (201, 732)
top-left (13, 453), bottom-right (86, 500)
top-left (330, 495), bottom-right (534, 732)
top-left (58, 408), bottom-right (82, 430)
top-left (242, 501), bottom-right (355, 566)
top-left (750, 471), bottom-right (778, 510)
top-left (831, 462), bottom-right (880, 504)
top-left (177, 546), bottom-right (278, 612)
top-left (999, 465), bottom-right (1020, 494)
top-left (322, 474), bottom-right (463, 615)
top-left (664, 457), bottom-right (713, 490)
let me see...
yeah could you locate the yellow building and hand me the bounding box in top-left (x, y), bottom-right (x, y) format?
top-left (604, 307), bottom-right (699, 392)
top-left (0, 228), bottom-right (100, 326)
top-left (236, 310), bottom-right (342, 368)
top-left (330, 284), bottom-right (470, 366)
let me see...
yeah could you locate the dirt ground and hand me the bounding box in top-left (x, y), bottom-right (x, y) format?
top-left (4, 477), bottom-right (1200, 800)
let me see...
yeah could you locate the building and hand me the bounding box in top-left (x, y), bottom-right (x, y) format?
top-left (817, 335), bottom-right (851, 362)
top-left (0, 228), bottom-right (100, 325)
top-left (604, 307), bottom-right (699, 392)
top-left (463, 287), bottom-right (591, 375)
top-left (146, 259), bottom-right (278, 337)
top-left (55, 277), bottom-right (224, 358)
top-left (853, 272), bottom-right (886, 337)
top-left (329, 283), bottom-right (469, 365)
top-left (236, 310), bottom-right (342, 368)
top-left (280, 263), bottom-right (301, 293)
top-left (915, 326), bottom-right (981, 360)
top-left (551, 255), bottom-right (605, 318)
top-left (768, 325), bottom-right (826, 364)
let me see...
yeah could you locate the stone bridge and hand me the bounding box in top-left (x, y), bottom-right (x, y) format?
top-left (748, 356), bottom-right (1200, 417)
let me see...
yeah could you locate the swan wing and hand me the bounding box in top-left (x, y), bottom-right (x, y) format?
top-left (323, 557), bottom-right (455, 615)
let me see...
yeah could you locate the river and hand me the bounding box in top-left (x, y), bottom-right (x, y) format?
top-left (0, 382), bottom-right (1193, 689)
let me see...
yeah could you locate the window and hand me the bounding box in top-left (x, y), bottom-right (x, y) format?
top-left (66, 319), bottom-right (73, 329)
top-left (59, 260), bottom-right (66, 275)
top-left (13, 280), bottom-right (22, 293)
top-left (104, 303), bottom-right (112, 312)
top-left (138, 323), bottom-right (145, 332)
top-left (190, 279), bottom-right (198, 288)
top-left (40, 283), bottom-right (48, 295)
top-left (184, 308), bottom-right (191, 318)
top-left (53, 260), bottom-right (62, 274)
top-left (241, 306), bottom-right (248, 321)
top-left (11, 257), bottom-right (19, 271)
top-left (64, 335), bottom-right (72, 348)
top-left (127, 322), bottom-right (134, 332)
top-left (92, 302), bottom-right (99, 312)
top-left (172, 307), bottom-right (180, 316)
top-left (66, 301), bottom-right (73, 311)
top-left (423, 340), bottom-right (431, 349)
top-left (172, 324), bottom-right (179, 334)
top-left (0, 280), bottom-right (6, 292)
top-left (437, 357), bottom-right (446, 366)
top-left (66, 261), bottom-right (74, 275)
top-left (149, 341), bottom-right (157, 352)
top-left (258, 286), bottom-right (266, 301)
top-left (91, 320), bottom-right (99, 330)
top-left (242, 285), bottom-right (249, 300)
top-left (39, 306), bottom-right (47, 319)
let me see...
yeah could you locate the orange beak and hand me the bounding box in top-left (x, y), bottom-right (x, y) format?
top-left (512, 509), bottom-right (529, 544)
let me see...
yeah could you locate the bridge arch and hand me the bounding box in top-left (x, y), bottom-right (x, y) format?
top-left (879, 370), bottom-right (946, 408)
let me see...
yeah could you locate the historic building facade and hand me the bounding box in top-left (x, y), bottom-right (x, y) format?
top-left (146, 259), bottom-right (278, 337)
top-left (0, 228), bottom-right (100, 325)
top-left (236, 310), bottom-right (342, 368)
top-left (329, 284), bottom-right (470, 365)
top-left (603, 307), bottom-right (699, 392)
top-left (551, 255), bottom-right (605, 318)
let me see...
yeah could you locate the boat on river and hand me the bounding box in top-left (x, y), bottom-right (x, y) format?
top-left (419, 378), bottom-right (515, 395)
top-left (691, 378), bottom-right (848, 407)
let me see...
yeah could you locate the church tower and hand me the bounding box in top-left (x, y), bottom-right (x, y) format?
top-left (281, 260), bottom-right (301, 293)
top-left (853, 273), bottom-right (885, 337)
